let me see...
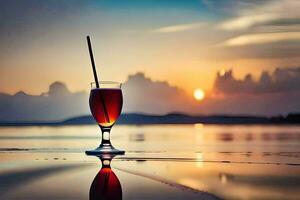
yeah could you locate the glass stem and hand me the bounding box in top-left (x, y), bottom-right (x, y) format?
top-left (100, 126), bottom-right (112, 148)
top-left (101, 159), bottom-right (111, 168)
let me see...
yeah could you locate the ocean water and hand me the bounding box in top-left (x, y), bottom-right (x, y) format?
top-left (0, 124), bottom-right (299, 200)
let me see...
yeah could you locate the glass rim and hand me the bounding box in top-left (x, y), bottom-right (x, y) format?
top-left (90, 81), bottom-right (122, 89)
top-left (91, 81), bottom-right (122, 85)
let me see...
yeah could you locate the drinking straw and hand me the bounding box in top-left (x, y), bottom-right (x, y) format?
top-left (86, 36), bottom-right (110, 123)
top-left (87, 36), bottom-right (100, 88)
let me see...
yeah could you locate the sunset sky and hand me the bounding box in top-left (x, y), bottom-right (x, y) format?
top-left (1, 0), bottom-right (299, 94)
top-left (0, 0), bottom-right (300, 118)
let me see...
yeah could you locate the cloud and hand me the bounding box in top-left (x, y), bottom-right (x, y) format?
top-left (213, 67), bottom-right (300, 94)
top-left (0, 82), bottom-right (88, 121)
top-left (221, 32), bottom-right (300, 46)
top-left (217, 0), bottom-right (300, 48)
top-left (204, 0), bottom-right (300, 61)
top-left (1, 70), bottom-right (300, 121)
top-left (219, 0), bottom-right (300, 31)
top-left (153, 22), bottom-right (205, 33)
top-left (0, 73), bottom-right (195, 121)
top-left (193, 67), bottom-right (300, 116)
top-left (197, 91), bottom-right (300, 116)
top-left (122, 72), bottom-right (194, 114)
top-left (220, 14), bottom-right (278, 31)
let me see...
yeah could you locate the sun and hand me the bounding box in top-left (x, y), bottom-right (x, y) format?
top-left (193, 89), bottom-right (205, 101)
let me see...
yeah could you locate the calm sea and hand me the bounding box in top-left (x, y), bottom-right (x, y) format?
top-left (0, 124), bottom-right (299, 200)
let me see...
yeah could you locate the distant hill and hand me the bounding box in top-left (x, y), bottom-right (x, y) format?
top-left (0, 112), bottom-right (299, 126)
top-left (62, 113), bottom-right (269, 125)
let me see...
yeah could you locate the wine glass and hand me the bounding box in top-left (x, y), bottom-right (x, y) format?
top-left (86, 81), bottom-right (125, 155)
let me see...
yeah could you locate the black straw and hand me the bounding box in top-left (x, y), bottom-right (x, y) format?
top-left (86, 36), bottom-right (110, 123)
top-left (87, 36), bottom-right (100, 88)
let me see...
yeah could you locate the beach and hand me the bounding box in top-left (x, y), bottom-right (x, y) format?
top-left (1, 0), bottom-right (300, 199)
top-left (0, 124), bottom-right (300, 200)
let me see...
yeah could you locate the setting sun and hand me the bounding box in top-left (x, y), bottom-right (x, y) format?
top-left (193, 88), bottom-right (205, 101)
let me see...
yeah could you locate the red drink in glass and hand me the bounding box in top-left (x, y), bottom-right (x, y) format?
top-left (89, 88), bottom-right (123, 127)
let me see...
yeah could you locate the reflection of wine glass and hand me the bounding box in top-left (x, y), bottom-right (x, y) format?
top-left (86, 81), bottom-right (125, 155)
top-left (89, 155), bottom-right (122, 200)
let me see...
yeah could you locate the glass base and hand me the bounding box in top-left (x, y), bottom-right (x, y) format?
top-left (85, 146), bottom-right (125, 155)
